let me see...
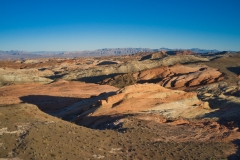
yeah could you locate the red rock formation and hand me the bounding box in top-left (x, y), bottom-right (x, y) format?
top-left (67, 84), bottom-right (212, 127)
top-left (102, 64), bottom-right (223, 88)
top-left (0, 80), bottom-right (118, 111)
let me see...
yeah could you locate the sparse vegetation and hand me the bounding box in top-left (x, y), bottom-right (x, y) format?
top-left (0, 53), bottom-right (239, 159)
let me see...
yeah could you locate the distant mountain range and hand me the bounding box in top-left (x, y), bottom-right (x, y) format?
top-left (0, 48), bottom-right (236, 60)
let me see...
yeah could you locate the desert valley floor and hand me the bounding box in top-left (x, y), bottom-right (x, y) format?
top-left (0, 51), bottom-right (240, 159)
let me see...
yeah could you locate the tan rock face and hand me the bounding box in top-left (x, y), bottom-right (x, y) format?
top-left (90, 84), bottom-right (209, 118)
top-left (49, 84), bottom-right (212, 128)
top-left (140, 51), bottom-right (166, 60)
top-left (0, 68), bottom-right (53, 86)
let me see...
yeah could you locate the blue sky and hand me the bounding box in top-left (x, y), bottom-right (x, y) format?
top-left (0, 0), bottom-right (240, 51)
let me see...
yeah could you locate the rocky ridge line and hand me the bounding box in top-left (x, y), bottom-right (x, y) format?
top-left (62, 55), bottom-right (209, 81)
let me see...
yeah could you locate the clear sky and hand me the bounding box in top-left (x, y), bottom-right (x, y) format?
top-left (0, 0), bottom-right (240, 51)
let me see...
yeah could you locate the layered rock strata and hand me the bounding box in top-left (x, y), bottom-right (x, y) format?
top-left (62, 55), bottom-right (209, 81)
top-left (101, 64), bottom-right (223, 88)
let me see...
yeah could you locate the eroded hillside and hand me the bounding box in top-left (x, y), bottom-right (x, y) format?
top-left (0, 52), bottom-right (240, 159)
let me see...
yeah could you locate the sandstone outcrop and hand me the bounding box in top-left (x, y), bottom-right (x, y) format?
top-left (159, 66), bottom-right (223, 88)
top-left (62, 55), bottom-right (209, 81)
top-left (92, 84), bottom-right (209, 118)
top-left (51, 84), bottom-right (212, 128)
top-left (140, 51), bottom-right (166, 60)
top-left (101, 64), bottom-right (223, 88)
top-left (0, 68), bottom-right (53, 86)
top-left (197, 82), bottom-right (240, 124)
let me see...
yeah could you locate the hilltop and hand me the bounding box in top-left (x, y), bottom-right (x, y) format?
top-left (0, 47), bottom-right (228, 60)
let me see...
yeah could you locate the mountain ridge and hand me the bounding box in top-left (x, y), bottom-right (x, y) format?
top-left (0, 48), bottom-right (236, 60)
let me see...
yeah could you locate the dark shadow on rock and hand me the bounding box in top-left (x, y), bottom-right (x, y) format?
top-left (138, 78), bottom-right (164, 84)
top-left (197, 96), bottom-right (240, 159)
top-left (214, 51), bottom-right (229, 55)
top-left (225, 90), bottom-right (240, 97)
top-left (166, 50), bottom-right (195, 56)
top-left (75, 114), bottom-right (132, 132)
top-left (139, 54), bottom-right (152, 61)
top-left (51, 92), bottom-right (116, 121)
top-left (201, 51), bottom-right (229, 57)
top-left (45, 73), bottom-right (68, 80)
top-left (76, 74), bottom-right (121, 83)
top-left (19, 95), bottom-right (83, 112)
top-left (19, 92), bottom-right (130, 132)
top-left (97, 61), bottom-right (118, 65)
top-left (227, 67), bottom-right (240, 75)
top-left (228, 139), bottom-right (240, 160)
top-left (38, 68), bottom-right (47, 71)
top-left (198, 95), bottom-right (240, 121)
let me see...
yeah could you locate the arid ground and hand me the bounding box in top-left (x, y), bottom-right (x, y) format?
top-left (0, 51), bottom-right (240, 159)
